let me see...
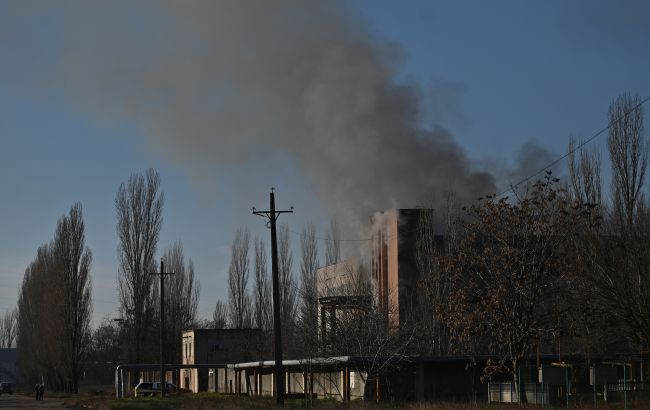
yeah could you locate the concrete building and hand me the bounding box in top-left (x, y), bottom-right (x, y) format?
top-left (314, 209), bottom-right (433, 337)
top-left (181, 328), bottom-right (262, 393)
top-left (316, 260), bottom-right (360, 298)
top-left (316, 260), bottom-right (371, 345)
top-left (372, 209), bottom-right (433, 328)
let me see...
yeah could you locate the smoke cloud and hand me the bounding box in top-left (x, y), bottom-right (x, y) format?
top-left (2, 1), bottom-right (495, 219)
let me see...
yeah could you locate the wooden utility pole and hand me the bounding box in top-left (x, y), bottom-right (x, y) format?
top-left (151, 258), bottom-right (174, 397)
top-left (253, 188), bottom-right (293, 406)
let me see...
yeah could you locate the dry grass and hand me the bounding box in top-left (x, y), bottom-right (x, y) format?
top-left (69, 392), bottom-right (650, 410)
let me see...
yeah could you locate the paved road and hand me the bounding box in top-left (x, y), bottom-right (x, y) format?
top-left (0, 394), bottom-right (69, 409)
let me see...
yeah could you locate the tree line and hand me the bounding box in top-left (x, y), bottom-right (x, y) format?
top-left (16, 169), bottom-right (200, 390)
top-left (16, 203), bottom-right (92, 393)
top-left (412, 92), bottom-right (649, 401)
top-left (12, 92), bottom-right (646, 396)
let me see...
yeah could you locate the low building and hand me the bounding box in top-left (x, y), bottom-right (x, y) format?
top-left (0, 348), bottom-right (19, 383)
top-left (181, 328), bottom-right (262, 393)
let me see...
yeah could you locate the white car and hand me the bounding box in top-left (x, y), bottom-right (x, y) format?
top-left (134, 381), bottom-right (176, 397)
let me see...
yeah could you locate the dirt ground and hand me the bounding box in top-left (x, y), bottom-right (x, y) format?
top-left (0, 393), bottom-right (69, 409)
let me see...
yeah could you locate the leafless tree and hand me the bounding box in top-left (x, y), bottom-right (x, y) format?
top-left (416, 202), bottom-right (457, 356)
top-left (568, 135), bottom-right (602, 206)
top-left (252, 237), bottom-right (271, 331)
top-left (228, 228), bottom-right (252, 328)
top-left (319, 264), bottom-right (413, 401)
top-left (17, 245), bottom-right (55, 387)
top-left (17, 203), bottom-right (94, 392)
top-left (52, 202), bottom-right (93, 393)
top-left (608, 92), bottom-right (647, 228)
top-left (571, 93), bottom-right (650, 355)
top-left (325, 219), bottom-right (340, 266)
top-left (299, 224), bottom-right (319, 334)
top-left (163, 241), bottom-right (200, 363)
top-left (583, 205), bottom-right (650, 352)
top-left (116, 169), bottom-right (164, 366)
top-left (212, 300), bottom-right (228, 328)
top-left (278, 225), bottom-right (297, 331)
top-left (0, 309), bottom-right (17, 348)
top-left (87, 318), bottom-right (121, 383)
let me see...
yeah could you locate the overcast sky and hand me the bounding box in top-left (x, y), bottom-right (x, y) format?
top-left (0, 0), bottom-right (648, 326)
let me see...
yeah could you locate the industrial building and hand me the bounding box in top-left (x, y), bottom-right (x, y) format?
top-left (371, 208), bottom-right (434, 328)
top-left (181, 328), bottom-right (262, 393)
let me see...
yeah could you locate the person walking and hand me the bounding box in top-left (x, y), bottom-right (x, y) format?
top-left (39, 384), bottom-right (44, 400)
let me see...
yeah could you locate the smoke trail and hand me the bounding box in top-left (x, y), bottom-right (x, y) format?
top-left (1, 1), bottom-right (495, 219)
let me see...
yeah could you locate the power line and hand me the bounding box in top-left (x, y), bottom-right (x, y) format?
top-left (494, 95), bottom-right (650, 199)
top-left (287, 228), bottom-right (373, 243)
top-left (282, 94), bottom-right (649, 243)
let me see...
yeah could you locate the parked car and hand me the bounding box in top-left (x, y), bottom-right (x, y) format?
top-left (134, 381), bottom-right (176, 397)
top-left (0, 382), bottom-right (13, 395)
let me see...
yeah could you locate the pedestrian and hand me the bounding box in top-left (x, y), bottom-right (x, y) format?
top-left (39, 384), bottom-right (44, 400)
top-left (34, 383), bottom-right (39, 400)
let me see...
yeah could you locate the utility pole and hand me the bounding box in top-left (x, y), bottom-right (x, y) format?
top-left (253, 188), bottom-right (293, 406)
top-left (151, 258), bottom-right (174, 397)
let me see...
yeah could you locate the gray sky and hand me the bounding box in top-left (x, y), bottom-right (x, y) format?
top-left (0, 0), bottom-right (648, 325)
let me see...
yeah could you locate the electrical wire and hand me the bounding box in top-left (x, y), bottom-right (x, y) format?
top-left (494, 95), bottom-right (650, 199)
top-left (281, 95), bottom-right (650, 243)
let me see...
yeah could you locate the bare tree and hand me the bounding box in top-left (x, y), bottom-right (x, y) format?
top-left (580, 93), bottom-right (650, 354)
top-left (325, 219), bottom-right (340, 266)
top-left (278, 225), bottom-right (297, 331)
top-left (0, 309), bottom-right (17, 348)
top-left (252, 237), bottom-right (271, 331)
top-left (17, 245), bottom-right (55, 387)
top-left (228, 228), bottom-right (252, 328)
top-left (16, 203), bottom-right (94, 392)
top-left (87, 318), bottom-right (121, 384)
top-left (416, 204), bottom-right (454, 356)
top-left (608, 92), bottom-right (647, 227)
top-left (568, 135), bottom-right (602, 206)
top-left (116, 169), bottom-right (164, 366)
top-left (53, 202), bottom-right (93, 393)
top-left (320, 264), bottom-right (413, 401)
top-left (299, 224), bottom-right (319, 338)
top-left (581, 202), bottom-right (650, 352)
top-left (212, 300), bottom-right (228, 328)
top-left (163, 241), bottom-right (200, 363)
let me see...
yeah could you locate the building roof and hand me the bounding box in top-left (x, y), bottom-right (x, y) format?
top-left (182, 328), bottom-right (261, 334)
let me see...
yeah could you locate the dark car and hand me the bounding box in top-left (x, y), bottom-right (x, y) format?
top-left (0, 382), bottom-right (13, 395)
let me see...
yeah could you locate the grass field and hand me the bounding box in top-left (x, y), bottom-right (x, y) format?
top-left (67, 391), bottom-right (650, 410)
top-left (10, 384), bottom-right (642, 409)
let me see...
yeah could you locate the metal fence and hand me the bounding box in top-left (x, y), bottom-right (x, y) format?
top-left (488, 382), bottom-right (549, 404)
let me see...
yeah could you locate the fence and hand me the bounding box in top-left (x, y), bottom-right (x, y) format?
top-left (488, 382), bottom-right (549, 404)
top-left (604, 380), bottom-right (650, 402)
